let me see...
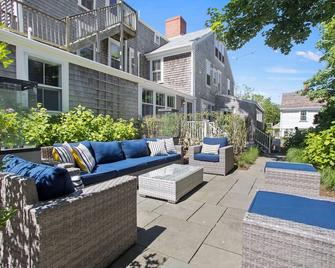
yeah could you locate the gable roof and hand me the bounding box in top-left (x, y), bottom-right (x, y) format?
top-left (146, 28), bottom-right (211, 56)
top-left (281, 92), bottom-right (324, 110)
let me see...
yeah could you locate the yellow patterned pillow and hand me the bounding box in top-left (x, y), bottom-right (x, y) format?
top-left (52, 143), bottom-right (75, 163)
top-left (71, 143), bottom-right (96, 173)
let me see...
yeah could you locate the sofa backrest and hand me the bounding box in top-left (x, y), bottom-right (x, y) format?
top-left (203, 137), bottom-right (228, 148)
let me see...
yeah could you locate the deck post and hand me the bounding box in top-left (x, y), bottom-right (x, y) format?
top-left (65, 16), bottom-right (71, 50)
top-left (119, 0), bottom-right (124, 71)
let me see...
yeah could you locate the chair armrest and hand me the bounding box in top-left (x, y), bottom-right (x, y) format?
top-left (219, 145), bottom-right (234, 161)
top-left (40, 146), bottom-right (56, 164)
top-left (175, 145), bottom-right (184, 158)
top-left (189, 145), bottom-right (202, 160)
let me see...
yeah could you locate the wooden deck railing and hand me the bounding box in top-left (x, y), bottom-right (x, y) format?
top-left (0, 0), bottom-right (137, 49)
top-left (254, 127), bottom-right (272, 153)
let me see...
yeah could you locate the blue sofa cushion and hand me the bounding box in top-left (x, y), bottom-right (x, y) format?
top-left (2, 155), bottom-right (74, 201)
top-left (90, 141), bottom-right (124, 164)
top-left (81, 153), bottom-right (181, 185)
top-left (194, 153), bottom-right (219, 162)
top-left (203, 137), bottom-right (228, 148)
top-left (121, 139), bottom-right (149, 158)
top-left (265, 161), bottom-right (317, 172)
top-left (249, 191), bottom-right (335, 230)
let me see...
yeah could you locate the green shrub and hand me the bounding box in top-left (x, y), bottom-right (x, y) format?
top-left (0, 109), bottom-right (23, 148)
top-left (283, 129), bottom-right (308, 150)
top-left (237, 147), bottom-right (259, 168)
top-left (321, 167), bottom-right (335, 191)
top-left (304, 123), bottom-right (335, 169)
top-left (285, 148), bottom-right (306, 163)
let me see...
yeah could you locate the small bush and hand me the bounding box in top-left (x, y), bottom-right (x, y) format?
top-left (283, 129), bottom-right (308, 150)
top-left (237, 147), bottom-right (259, 168)
top-left (321, 167), bottom-right (335, 191)
top-left (285, 148), bottom-right (306, 163)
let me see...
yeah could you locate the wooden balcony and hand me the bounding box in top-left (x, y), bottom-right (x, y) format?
top-left (0, 0), bottom-right (137, 51)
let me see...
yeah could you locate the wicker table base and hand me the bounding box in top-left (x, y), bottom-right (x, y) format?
top-left (138, 164), bottom-right (203, 203)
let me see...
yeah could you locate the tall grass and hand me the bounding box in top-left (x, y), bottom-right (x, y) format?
top-left (237, 147), bottom-right (259, 169)
top-left (285, 148), bottom-right (305, 163)
top-left (321, 167), bottom-right (335, 191)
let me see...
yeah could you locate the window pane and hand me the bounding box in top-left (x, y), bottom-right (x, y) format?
top-left (153, 72), bottom-right (161, 82)
top-left (81, 0), bottom-right (94, 9)
top-left (156, 93), bottom-right (165, 106)
top-left (79, 44), bottom-right (94, 60)
top-left (167, 96), bottom-right (175, 108)
top-left (152, 60), bottom-right (161, 71)
top-left (142, 90), bottom-right (153, 104)
top-left (142, 104), bottom-right (153, 117)
top-left (43, 88), bottom-right (60, 111)
top-left (207, 74), bottom-right (211, 86)
top-left (28, 59), bottom-right (44, 84)
top-left (45, 64), bottom-right (60, 87)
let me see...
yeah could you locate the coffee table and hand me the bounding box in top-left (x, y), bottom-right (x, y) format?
top-left (138, 164), bottom-right (203, 203)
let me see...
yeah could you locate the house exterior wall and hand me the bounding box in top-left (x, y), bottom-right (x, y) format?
top-left (193, 33), bottom-right (235, 112)
top-left (279, 109), bottom-right (319, 137)
top-left (163, 52), bottom-right (192, 96)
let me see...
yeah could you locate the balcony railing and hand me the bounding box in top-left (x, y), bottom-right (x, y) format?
top-left (0, 0), bottom-right (137, 50)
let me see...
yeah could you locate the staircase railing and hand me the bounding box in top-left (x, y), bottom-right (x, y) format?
top-left (185, 120), bottom-right (226, 141)
top-left (0, 0), bottom-right (137, 49)
top-left (254, 128), bottom-right (272, 153)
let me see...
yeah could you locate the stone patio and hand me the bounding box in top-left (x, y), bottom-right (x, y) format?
top-left (110, 156), bottom-right (271, 268)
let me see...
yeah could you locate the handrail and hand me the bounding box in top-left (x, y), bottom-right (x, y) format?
top-left (254, 128), bottom-right (272, 153)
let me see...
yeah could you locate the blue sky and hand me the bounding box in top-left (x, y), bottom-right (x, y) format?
top-left (127, 0), bottom-right (324, 104)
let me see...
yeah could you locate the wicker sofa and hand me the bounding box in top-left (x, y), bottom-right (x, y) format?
top-left (189, 137), bottom-right (234, 175)
top-left (0, 172), bottom-right (137, 267)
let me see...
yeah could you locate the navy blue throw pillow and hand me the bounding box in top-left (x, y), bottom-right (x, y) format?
top-left (91, 141), bottom-right (124, 164)
top-left (2, 155), bottom-right (75, 201)
top-left (121, 139), bottom-right (149, 158)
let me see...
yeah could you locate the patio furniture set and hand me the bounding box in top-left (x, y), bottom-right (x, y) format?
top-left (0, 136), bottom-right (233, 267)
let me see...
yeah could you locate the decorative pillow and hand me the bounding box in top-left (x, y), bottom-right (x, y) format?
top-left (201, 143), bottom-right (220, 154)
top-left (71, 175), bottom-right (84, 190)
top-left (148, 140), bottom-right (168, 156)
top-left (52, 142), bottom-right (75, 164)
top-left (91, 141), bottom-right (124, 164)
top-left (162, 138), bottom-right (177, 154)
top-left (121, 139), bottom-right (149, 158)
top-left (71, 143), bottom-right (96, 173)
top-left (2, 155), bottom-right (74, 201)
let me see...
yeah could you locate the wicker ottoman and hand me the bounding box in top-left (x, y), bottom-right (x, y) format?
top-left (264, 161), bottom-right (320, 197)
top-left (138, 164), bottom-right (203, 203)
top-left (243, 191), bottom-right (335, 268)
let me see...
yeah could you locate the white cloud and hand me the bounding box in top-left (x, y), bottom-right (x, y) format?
top-left (296, 51), bottom-right (321, 62)
top-left (265, 66), bottom-right (299, 74)
top-left (266, 76), bottom-right (310, 81)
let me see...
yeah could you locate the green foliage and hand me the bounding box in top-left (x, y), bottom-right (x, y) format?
top-left (321, 167), bottom-right (335, 191)
top-left (0, 109), bottom-right (23, 148)
top-left (283, 129), bottom-right (308, 150)
top-left (304, 123), bottom-right (335, 169)
top-left (237, 147), bottom-right (259, 169)
top-left (0, 208), bottom-right (17, 229)
top-left (285, 148), bottom-right (306, 163)
top-left (206, 0), bottom-right (334, 54)
top-left (0, 42), bottom-right (14, 68)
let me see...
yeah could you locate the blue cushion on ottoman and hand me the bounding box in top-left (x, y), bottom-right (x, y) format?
top-left (91, 141), bottom-right (124, 164)
top-left (249, 191), bottom-right (335, 230)
top-left (265, 161), bottom-right (317, 172)
top-left (121, 139), bottom-right (149, 158)
top-left (203, 137), bottom-right (228, 148)
top-left (3, 155), bottom-right (74, 201)
top-left (194, 153), bottom-right (219, 162)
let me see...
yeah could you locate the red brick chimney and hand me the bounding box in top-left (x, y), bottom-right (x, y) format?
top-left (165, 16), bottom-right (187, 39)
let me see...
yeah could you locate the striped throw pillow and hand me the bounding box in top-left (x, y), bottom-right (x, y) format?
top-left (52, 142), bottom-right (75, 164)
top-left (148, 140), bottom-right (168, 156)
top-left (71, 143), bottom-right (96, 173)
top-left (201, 143), bottom-right (220, 154)
top-left (71, 175), bottom-right (84, 190)
top-left (163, 138), bottom-right (177, 154)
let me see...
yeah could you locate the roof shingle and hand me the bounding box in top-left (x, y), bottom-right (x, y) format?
top-left (281, 92), bottom-right (323, 109)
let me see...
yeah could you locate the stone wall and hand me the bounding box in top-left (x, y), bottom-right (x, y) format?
top-left (163, 52), bottom-right (192, 96)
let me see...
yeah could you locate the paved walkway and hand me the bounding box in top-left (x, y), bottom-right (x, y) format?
top-left (111, 156), bottom-right (272, 268)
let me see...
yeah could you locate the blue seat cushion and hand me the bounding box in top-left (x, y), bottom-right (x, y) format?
top-left (249, 191), bottom-right (335, 230)
top-left (203, 137), bottom-right (228, 148)
top-left (194, 153), bottom-right (219, 162)
top-left (81, 153), bottom-right (181, 185)
top-left (2, 155), bottom-right (74, 201)
top-left (265, 161), bottom-right (317, 172)
top-left (90, 141), bottom-right (124, 164)
top-left (121, 139), bottom-right (149, 158)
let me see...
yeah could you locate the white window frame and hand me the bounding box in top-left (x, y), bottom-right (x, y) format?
top-left (214, 37), bottom-right (225, 67)
top-left (167, 95), bottom-right (176, 109)
top-left (213, 68), bottom-right (218, 86)
top-left (217, 70), bottom-right (222, 94)
top-left (300, 110), bottom-right (307, 122)
top-left (78, 0), bottom-right (96, 11)
top-left (150, 59), bottom-right (163, 83)
top-left (76, 43), bottom-right (96, 62)
top-left (227, 78), bottom-right (231, 95)
top-left (128, 47), bottom-right (135, 74)
top-left (154, 32), bottom-right (160, 46)
top-left (108, 38), bottom-right (121, 69)
top-left (137, 51), bottom-right (141, 76)
top-left (206, 59), bottom-right (211, 87)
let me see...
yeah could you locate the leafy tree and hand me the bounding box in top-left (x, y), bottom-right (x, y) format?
top-left (207, 0), bottom-right (335, 54)
top-left (0, 24), bottom-right (14, 68)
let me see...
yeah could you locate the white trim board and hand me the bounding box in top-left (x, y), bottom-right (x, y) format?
top-left (1, 29), bottom-right (195, 101)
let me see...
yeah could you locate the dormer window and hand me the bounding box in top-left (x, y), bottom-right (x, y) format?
top-left (154, 32), bottom-right (160, 46)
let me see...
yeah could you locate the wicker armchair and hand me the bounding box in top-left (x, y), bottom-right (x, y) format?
top-left (0, 172), bottom-right (137, 267)
top-left (188, 144), bottom-right (234, 175)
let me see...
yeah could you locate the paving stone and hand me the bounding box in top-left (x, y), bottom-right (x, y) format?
top-left (139, 216), bottom-right (212, 263)
top-left (187, 189), bottom-right (226, 205)
top-left (190, 244), bottom-right (242, 268)
top-left (219, 207), bottom-right (246, 224)
top-left (138, 198), bottom-right (165, 212)
top-left (188, 204), bottom-right (226, 227)
top-left (162, 257), bottom-right (194, 268)
top-left (137, 193), bottom-right (146, 204)
top-left (205, 220), bottom-right (242, 254)
top-left (137, 210), bottom-right (161, 228)
top-left (203, 173), bottom-right (216, 182)
top-left (110, 245), bottom-right (168, 268)
top-left (218, 192), bottom-right (254, 210)
top-left (154, 199), bottom-right (204, 220)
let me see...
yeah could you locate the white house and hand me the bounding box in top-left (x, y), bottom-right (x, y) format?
top-left (279, 92), bottom-right (323, 137)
